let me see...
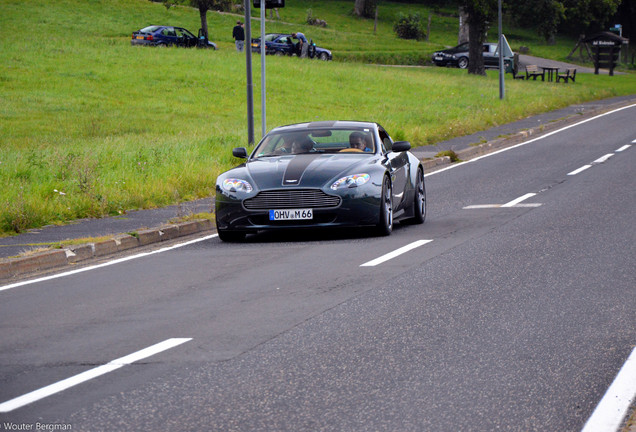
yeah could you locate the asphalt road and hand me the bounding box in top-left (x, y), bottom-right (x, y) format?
top-left (0, 104), bottom-right (635, 431)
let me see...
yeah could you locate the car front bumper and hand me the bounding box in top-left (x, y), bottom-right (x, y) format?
top-left (215, 187), bottom-right (382, 232)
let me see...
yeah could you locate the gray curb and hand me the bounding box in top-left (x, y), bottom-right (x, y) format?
top-left (0, 219), bottom-right (214, 281)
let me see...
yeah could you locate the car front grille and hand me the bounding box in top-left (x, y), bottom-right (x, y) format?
top-left (243, 189), bottom-right (341, 210)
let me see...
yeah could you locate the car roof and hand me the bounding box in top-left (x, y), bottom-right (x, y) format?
top-left (442, 41), bottom-right (496, 51)
top-left (270, 121), bottom-right (378, 133)
top-left (145, 25), bottom-right (188, 30)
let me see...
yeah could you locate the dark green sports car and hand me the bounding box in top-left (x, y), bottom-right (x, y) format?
top-left (215, 121), bottom-right (426, 242)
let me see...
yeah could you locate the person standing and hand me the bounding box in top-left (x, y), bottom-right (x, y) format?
top-left (233, 21), bottom-right (245, 52)
top-left (292, 32), bottom-right (308, 58)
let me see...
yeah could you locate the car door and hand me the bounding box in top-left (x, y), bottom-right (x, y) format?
top-left (378, 127), bottom-right (408, 209)
top-left (274, 35), bottom-right (294, 55)
top-left (483, 44), bottom-right (498, 67)
top-left (159, 27), bottom-right (178, 46)
top-left (175, 27), bottom-right (195, 47)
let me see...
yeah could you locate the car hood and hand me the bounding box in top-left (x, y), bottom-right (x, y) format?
top-left (244, 154), bottom-right (374, 190)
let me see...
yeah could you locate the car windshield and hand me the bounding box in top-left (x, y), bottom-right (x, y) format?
top-left (139, 26), bottom-right (162, 34)
top-left (253, 128), bottom-right (376, 157)
top-left (447, 42), bottom-right (469, 52)
top-left (263, 34), bottom-right (279, 42)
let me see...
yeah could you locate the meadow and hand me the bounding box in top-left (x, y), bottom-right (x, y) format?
top-left (1, 0), bottom-right (635, 235)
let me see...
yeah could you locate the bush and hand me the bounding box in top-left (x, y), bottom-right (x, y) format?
top-left (393, 13), bottom-right (426, 40)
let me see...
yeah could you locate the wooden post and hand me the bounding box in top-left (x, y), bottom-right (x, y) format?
top-left (374, 5), bottom-right (378, 34)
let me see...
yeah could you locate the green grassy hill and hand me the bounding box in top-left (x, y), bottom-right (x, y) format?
top-left (1, 0), bottom-right (634, 235)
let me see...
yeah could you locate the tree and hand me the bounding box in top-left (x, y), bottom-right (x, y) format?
top-left (159, 0), bottom-right (235, 40)
top-left (354, 0), bottom-right (377, 19)
top-left (458, 7), bottom-right (469, 44)
top-left (194, 0), bottom-right (213, 40)
top-left (509, 0), bottom-right (621, 42)
top-left (561, 0), bottom-right (621, 36)
top-left (508, 1), bottom-right (564, 44)
top-left (458, 0), bottom-right (497, 76)
top-left (613, 0), bottom-right (635, 41)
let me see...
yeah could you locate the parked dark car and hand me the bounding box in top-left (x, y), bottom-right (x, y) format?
top-left (432, 41), bottom-right (512, 71)
top-left (215, 121), bottom-right (426, 241)
top-left (251, 33), bottom-right (332, 60)
top-left (131, 25), bottom-right (217, 49)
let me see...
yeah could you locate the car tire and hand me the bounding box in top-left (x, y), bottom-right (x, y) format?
top-left (319, 52), bottom-right (329, 61)
top-left (217, 229), bottom-right (246, 242)
top-left (458, 57), bottom-right (469, 69)
top-left (375, 176), bottom-right (393, 236)
top-left (410, 168), bottom-right (426, 224)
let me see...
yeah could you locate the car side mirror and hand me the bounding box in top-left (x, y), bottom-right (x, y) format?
top-left (232, 147), bottom-right (248, 158)
top-left (392, 141), bottom-right (411, 152)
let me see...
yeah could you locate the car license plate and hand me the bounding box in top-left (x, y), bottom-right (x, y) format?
top-left (136, 36), bottom-right (145, 39)
top-left (434, 56), bottom-right (443, 61)
top-left (269, 209), bottom-right (313, 220)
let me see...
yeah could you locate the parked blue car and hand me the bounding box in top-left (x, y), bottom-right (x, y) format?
top-left (131, 25), bottom-right (217, 49)
top-left (251, 33), bottom-right (332, 60)
top-left (432, 37), bottom-right (514, 71)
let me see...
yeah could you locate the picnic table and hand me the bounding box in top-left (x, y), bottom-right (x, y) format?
top-left (540, 66), bottom-right (560, 82)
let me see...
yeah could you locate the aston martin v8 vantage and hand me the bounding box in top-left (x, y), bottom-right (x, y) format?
top-left (215, 121), bottom-right (426, 241)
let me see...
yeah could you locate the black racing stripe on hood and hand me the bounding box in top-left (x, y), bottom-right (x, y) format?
top-left (282, 154), bottom-right (315, 186)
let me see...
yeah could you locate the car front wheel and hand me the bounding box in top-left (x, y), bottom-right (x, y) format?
top-left (375, 176), bottom-right (393, 236)
top-left (458, 57), bottom-right (469, 69)
top-left (411, 168), bottom-right (426, 224)
top-left (319, 52), bottom-right (329, 61)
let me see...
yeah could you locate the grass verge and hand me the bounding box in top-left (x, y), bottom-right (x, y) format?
top-left (1, 0), bottom-right (634, 236)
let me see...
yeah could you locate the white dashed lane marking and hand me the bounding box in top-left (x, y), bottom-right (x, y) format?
top-left (360, 240), bottom-right (433, 267)
top-left (0, 338), bottom-right (192, 413)
top-left (569, 143), bottom-right (631, 176)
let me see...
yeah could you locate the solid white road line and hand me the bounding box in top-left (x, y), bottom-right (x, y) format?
top-left (568, 165), bottom-right (592, 176)
top-left (0, 338), bottom-right (192, 413)
top-left (0, 234), bottom-right (219, 292)
top-left (581, 346), bottom-right (636, 432)
top-left (616, 144), bottom-right (631, 152)
top-left (463, 204), bottom-right (503, 209)
top-left (360, 240), bottom-right (433, 267)
top-left (463, 203), bottom-right (542, 209)
top-left (501, 193), bottom-right (537, 208)
top-left (593, 154), bottom-right (614, 164)
top-left (425, 104), bottom-right (636, 178)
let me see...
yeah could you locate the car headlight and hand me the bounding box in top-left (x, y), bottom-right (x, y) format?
top-left (222, 178), bottom-right (253, 193)
top-left (330, 174), bottom-right (370, 190)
